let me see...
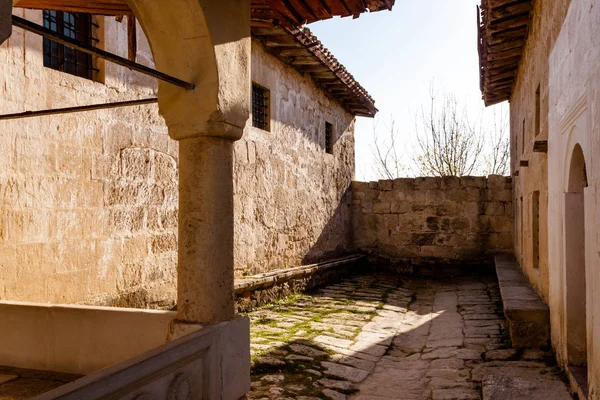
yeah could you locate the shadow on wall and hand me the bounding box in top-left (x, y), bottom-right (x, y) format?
top-left (301, 186), bottom-right (355, 265)
top-left (234, 114), bottom-right (356, 276)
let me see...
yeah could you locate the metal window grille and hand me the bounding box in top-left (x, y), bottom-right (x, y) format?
top-left (325, 122), bottom-right (333, 154)
top-left (252, 83), bottom-right (269, 131)
top-left (43, 10), bottom-right (98, 80)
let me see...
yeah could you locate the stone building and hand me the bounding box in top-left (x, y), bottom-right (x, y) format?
top-left (0, 1), bottom-right (395, 398)
top-left (479, 0), bottom-right (599, 397)
top-left (0, 5), bottom-right (374, 309)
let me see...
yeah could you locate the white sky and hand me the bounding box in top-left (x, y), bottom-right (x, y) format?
top-left (308, 0), bottom-right (508, 180)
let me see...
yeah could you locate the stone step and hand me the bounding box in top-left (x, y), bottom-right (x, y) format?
top-left (494, 255), bottom-right (549, 348)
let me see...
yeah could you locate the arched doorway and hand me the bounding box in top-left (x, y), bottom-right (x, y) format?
top-left (565, 144), bottom-right (588, 374)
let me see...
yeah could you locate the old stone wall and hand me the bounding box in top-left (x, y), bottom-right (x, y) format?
top-left (352, 176), bottom-right (513, 273)
top-left (0, 18), bottom-right (355, 307)
top-left (509, 0), bottom-right (571, 304)
top-left (233, 39), bottom-right (355, 278)
top-left (0, 11), bottom-right (178, 308)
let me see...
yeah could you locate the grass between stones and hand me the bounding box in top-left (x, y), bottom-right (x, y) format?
top-left (245, 277), bottom-right (398, 399)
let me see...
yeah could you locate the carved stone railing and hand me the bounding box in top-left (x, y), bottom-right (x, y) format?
top-left (33, 317), bottom-right (250, 400)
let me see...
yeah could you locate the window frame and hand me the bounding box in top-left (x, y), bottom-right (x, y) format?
top-left (42, 10), bottom-right (99, 80)
top-left (251, 82), bottom-right (270, 132)
top-left (325, 121), bottom-right (334, 154)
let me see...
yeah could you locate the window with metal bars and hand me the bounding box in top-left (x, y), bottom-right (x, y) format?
top-left (325, 122), bottom-right (334, 154)
top-left (252, 83), bottom-right (270, 131)
top-left (43, 10), bottom-right (98, 80)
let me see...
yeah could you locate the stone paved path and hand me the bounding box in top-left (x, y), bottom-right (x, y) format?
top-left (247, 273), bottom-right (572, 400)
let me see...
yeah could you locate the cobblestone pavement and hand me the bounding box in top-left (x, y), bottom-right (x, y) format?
top-left (247, 273), bottom-right (571, 400)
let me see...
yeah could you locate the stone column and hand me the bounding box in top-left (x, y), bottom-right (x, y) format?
top-left (125, 0), bottom-right (249, 336)
top-left (177, 136), bottom-right (235, 324)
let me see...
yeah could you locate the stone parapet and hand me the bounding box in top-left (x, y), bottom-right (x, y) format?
top-left (352, 176), bottom-right (513, 274)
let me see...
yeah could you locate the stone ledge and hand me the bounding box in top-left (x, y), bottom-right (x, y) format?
top-left (235, 255), bottom-right (366, 312)
top-left (235, 254), bottom-right (366, 294)
top-left (494, 255), bottom-right (549, 349)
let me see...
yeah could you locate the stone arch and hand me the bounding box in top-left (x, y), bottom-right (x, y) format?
top-left (119, 1), bottom-right (250, 325)
top-left (123, 0), bottom-right (249, 140)
top-left (564, 143), bottom-right (588, 368)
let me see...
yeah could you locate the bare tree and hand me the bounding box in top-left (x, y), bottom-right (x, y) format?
top-left (372, 118), bottom-right (406, 180)
top-left (482, 109), bottom-right (510, 176)
top-left (371, 86), bottom-right (509, 179)
top-left (413, 89), bottom-right (484, 177)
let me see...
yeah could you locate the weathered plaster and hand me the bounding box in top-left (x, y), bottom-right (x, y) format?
top-left (0, 11), bottom-right (178, 308)
top-left (547, 0), bottom-right (600, 395)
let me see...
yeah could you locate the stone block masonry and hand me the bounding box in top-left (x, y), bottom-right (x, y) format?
top-left (0, 20), bottom-right (355, 308)
top-left (352, 176), bottom-right (513, 274)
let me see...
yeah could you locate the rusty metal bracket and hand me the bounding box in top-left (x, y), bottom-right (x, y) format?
top-left (12, 15), bottom-right (195, 90)
top-left (0, 98), bottom-right (158, 121)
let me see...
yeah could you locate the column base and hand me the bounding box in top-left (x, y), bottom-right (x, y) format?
top-left (167, 319), bottom-right (204, 341)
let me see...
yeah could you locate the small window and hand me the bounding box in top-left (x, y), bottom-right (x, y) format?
top-left (521, 118), bottom-right (526, 155)
top-left (535, 84), bottom-right (541, 137)
top-left (43, 10), bottom-right (98, 80)
top-left (519, 196), bottom-right (524, 264)
top-left (532, 191), bottom-right (540, 270)
top-left (325, 122), bottom-right (334, 154)
top-left (252, 83), bottom-right (270, 131)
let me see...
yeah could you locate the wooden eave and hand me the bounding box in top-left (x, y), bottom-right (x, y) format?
top-left (251, 0), bottom-right (394, 27)
top-left (253, 25), bottom-right (377, 117)
top-left (14, 0), bottom-right (395, 24)
top-left (478, 0), bottom-right (534, 106)
top-left (13, 0), bottom-right (382, 117)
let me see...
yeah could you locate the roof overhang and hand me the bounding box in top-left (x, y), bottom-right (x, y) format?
top-left (251, 0), bottom-right (394, 27)
top-left (253, 25), bottom-right (377, 117)
top-left (13, 0), bottom-right (394, 22)
top-left (478, 0), bottom-right (534, 106)
top-left (13, 0), bottom-right (385, 117)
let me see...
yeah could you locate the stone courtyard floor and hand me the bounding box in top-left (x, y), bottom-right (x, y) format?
top-left (247, 272), bottom-right (572, 400)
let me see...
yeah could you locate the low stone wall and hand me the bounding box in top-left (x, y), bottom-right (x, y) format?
top-left (352, 176), bottom-right (513, 274)
top-left (234, 255), bottom-right (366, 312)
top-left (0, 301), bottom-right (174, 374)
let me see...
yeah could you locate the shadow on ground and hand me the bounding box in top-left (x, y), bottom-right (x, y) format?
top-left (246, 272), bottom-right (572, 400)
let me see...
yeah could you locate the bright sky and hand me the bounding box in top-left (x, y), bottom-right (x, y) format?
top-left (309, 0), bottom-right (507, 180)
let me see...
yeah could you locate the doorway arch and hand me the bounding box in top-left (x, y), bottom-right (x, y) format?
top-left (565, 143), bottom-right (588, 369)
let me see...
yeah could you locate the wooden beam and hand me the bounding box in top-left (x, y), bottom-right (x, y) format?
top-left (490, 1), bottom-right (532, 20)
top-left (127, 15), bottom-right (136, 62)
top-left (15, 0), bottom-right (132, 15)
top-left (487, 13), bottom-right (531, 35)
top-left (279, 48), bottom-right (311, 57)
